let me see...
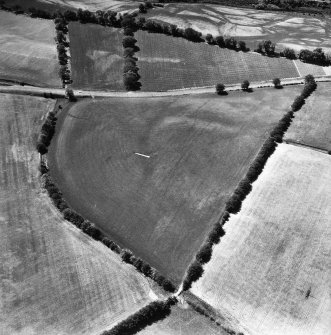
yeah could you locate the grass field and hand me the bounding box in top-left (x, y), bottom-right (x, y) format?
top-left (139, 304), bottom-right (227, 335)
top-left (284, 82), bottom-right (331, 151)
top-left (143, 3), bottom-right (331, 52)
top-left (0, 11), bottom-right (61, 87)
top-left (0, 93), bottom-right (157, 335)
top-left (69, 22), bottom-right (124, 91)
top-left (192, 143), bottom-right (331, 335)
top-left (135, 30), bottom-right (300, 91)
top-left (48, 87), bottom-right (301, 284)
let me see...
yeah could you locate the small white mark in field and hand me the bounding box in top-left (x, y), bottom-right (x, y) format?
top-left (134, 153), bottom-right (150, 159)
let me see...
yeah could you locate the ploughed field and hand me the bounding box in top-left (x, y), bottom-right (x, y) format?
top-left (285, 82), bottom-right (331, 151)
top-left (0, 93), bottom-right (156, 335)
top-left (143, 3), bottom-right (331, 52)
top-left (135, 31), bottom-right (299, 91)
top-left (0, 11), bottom-right (61, 87)
top-left (69, 22), bottom-right (124, 91)
top-left (192, 143), bottom-right (331, 335)
top-left (48, 87), bottom-right (301, 284)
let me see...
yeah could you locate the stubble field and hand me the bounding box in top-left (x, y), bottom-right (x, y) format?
top-left (48, 87), bottom-right (301, 284)
top-left (0, 11), bottom-right (61, 87)
top-left (192, 143), bottom-right (331, 335)
top-left (143, 3), bottom-right (331, 52)
top-left (285, 82), bottom-right (331, 151)
top-left (69, 22), bottom-right (124, 91)
top-left (135, 30), bottom-right (300, 91)
top-left (0, 93), bottom-right (156, 335)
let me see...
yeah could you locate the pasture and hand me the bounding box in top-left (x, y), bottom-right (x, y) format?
top-left (192, 143), bottom-right (331, 335)
top-left (0, 93), bottom-right (156, 335)
top-left (69, 22), bottom-right (124, 91)
top-left (285, 82), bottom-right (331, 151)
top-left (0, 11), bottom-right (61, 87)
top-left (143, 3), bottom-right (331, 52)
top-left (48, 87), bottom-right (301, 284)
top-left (135, 30), bottom-right (300, 91)
top-left (140, 304), bottom-right (227, 335)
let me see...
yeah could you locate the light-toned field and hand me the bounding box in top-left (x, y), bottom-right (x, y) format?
top-left (144, 3), bottom-right (331, 52)
top-left (48, 87), bottom-right (301, 284)
top-left (285, 82), bottom-right (331, 151)
top-left (69, 22), bottom-right (124, 91)
top-left (0, 11), bottom-right (61, 87)
top-left (0, 93), bottom-right (157, 335)
top-left (2, 0), bottom-right (139, 14)
top-left (192, 143), bottom-right (331, 335)
top-left (135, 31), bottom-right (300, 91)
top-left (139, 304), bottom-right (227, 335)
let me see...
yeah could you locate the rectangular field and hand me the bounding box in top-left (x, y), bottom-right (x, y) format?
top-left (69, 22), bottom-right (124, 91)
top-left (48, 86), bottom-right (301, 284)
top-left (0, 11), bottom-right (61, 87)
top-left (0, 93), bottom-right (155, 335)
top-left (284, 82), bottom-right (331, 151)
top-left (192, 143), bottom-right (331, 335)
top-left (135, 30), bottom-right (299, 91)
top-left (143, 3), bottom-right (331, 52)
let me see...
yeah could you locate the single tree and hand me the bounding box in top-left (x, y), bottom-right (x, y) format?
top-left (216, 83), bottom-right (226, 95)
top-left (241, 80), bottom-right (250, 91)
top-left (205, 34), bottom-right (214, 44)
top-left (273, 78), bottom-right (281, 88)
top-left (139, 3), bottom-right (147, 13)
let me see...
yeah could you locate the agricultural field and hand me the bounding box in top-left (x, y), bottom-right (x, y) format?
top-left (192, 143), bottom-right (331, 335)
top-left (0, 93), bottom-right (157, 335)
top-left (48, 87), bottom-right (301, 284)
top-left (135, 30), bottom-right (301, 91)
top-left (139, 304), bottom-right (227, 335)
top-left (69, 22), bottom-right (124, 91)
top-left (0, 11), bottom-right (61, 87)
top-left (143, 3), bottom-right (331, 52)
top-left (285, 81), bottom-right (331, 151)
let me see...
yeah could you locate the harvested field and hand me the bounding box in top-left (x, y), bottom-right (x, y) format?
top-left (69, 22), bottom-right (124, 91)
top-left (139, 304), bottom-right (227, 335)
top-left (0, 93), bottom-right (156, 335)
top-left (285, 82), bottom-right (331, 151)
top-left (143, 3), bottom-right (331, 52)
top-left (0, 11), bottom-right (61, 87)
top-left (48, 87), bottom-right (301, 284)
top-left (135, 31), bottom-right (299, 91)
top-left (192, 143), bottom-right (331, 335)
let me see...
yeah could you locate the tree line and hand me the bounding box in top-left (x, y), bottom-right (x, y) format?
top-left (101, 297), bottom-right (177, 335)
top-left (182, 74), bottom-right (318, 291)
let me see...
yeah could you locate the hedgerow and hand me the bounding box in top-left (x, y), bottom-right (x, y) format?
top-left (181, 74), bottom-right (318, 291)
top-left (101, 297), bottom-right (177, 335)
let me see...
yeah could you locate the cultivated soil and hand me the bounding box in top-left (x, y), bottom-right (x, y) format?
top-left (69, 22), bottom-right (124, 91)
top-left (0, 93), bottom-right (157, 335)
top-left (192, 143), bottom-right (331, 335)
top-left (135, 30), bottom-right (300, 91)
top-left (0, 11), bottom-right (61, 87)
top-left (48, 87), bottom-right (301, 284)
top-left (285, 82), bottom-right (331, 151)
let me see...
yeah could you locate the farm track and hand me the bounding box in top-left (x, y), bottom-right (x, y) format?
top-left (0, 75), bottom-right (330, 99)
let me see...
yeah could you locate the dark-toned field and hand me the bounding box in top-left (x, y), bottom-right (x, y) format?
top-left (285, 82), bottom-right (331, 151)
top-left (69, 22), bottom-right (124, 91)
top-left (48, 87), bottom-right (301, 284)
top-left (192, 143), bottom-right (331, 335)
top-left (0, 93), bottom-right (156, 335)
top-left (135, 31), bottom-right (299, 91)
top-left (0, 11), bottom-right (61, 87)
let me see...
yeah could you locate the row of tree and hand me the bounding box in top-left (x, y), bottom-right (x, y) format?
top-left (36, 110), bottom-right (59, 155)
top-left (255, 0), bottom-right (330, 11)
top-left (122, 21), bottom-right (142, 91)
top-left (101, 298), bottom-right (177, 335)
top-left (182, 74), bottom-right (318, 291)
top-left (55, 16), bottom-right (72, 87)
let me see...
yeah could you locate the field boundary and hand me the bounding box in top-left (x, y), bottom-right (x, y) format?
top-left (180, 75), bottom-right (318, 292)
top-left (284, 139), bottom-right (331, 155)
